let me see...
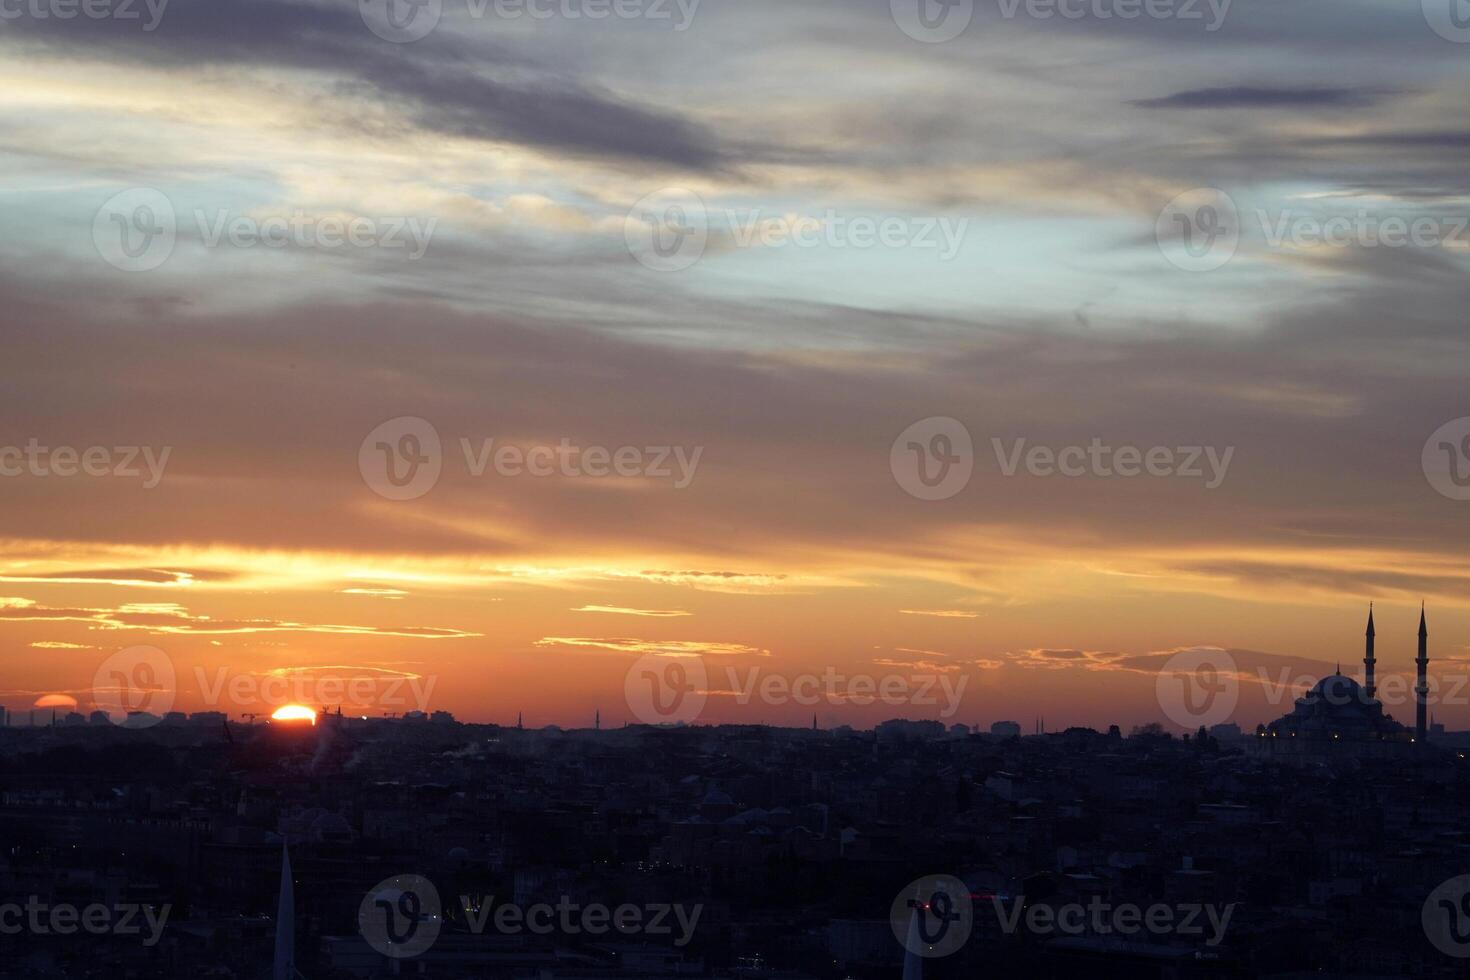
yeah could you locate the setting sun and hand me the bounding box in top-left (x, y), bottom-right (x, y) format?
top-left (270, 705), bottom-right (317, 725)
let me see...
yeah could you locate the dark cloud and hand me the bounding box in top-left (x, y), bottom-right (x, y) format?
top-left (1131, 86), bottom-right (1396, 110)
top-left (1, 0), bottom-right (727, 169)
top-left (1, 249), bottom-right (1469, 610)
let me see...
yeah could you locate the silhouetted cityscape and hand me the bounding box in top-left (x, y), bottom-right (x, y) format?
top-left (6, 689), bottom-right (1470, 978)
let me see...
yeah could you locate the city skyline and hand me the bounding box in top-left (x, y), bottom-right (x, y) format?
top-left (0, 600), bottom-right (1462, 734)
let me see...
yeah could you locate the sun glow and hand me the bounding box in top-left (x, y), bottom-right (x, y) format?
top-left (271, 704), bottom-right (318, 725)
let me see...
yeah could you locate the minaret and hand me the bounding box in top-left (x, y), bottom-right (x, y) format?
top-left (273, 845), bottom-right (294, 980)
top-left (1364, 603), bottom-right (1377, 700)
top-left (517, 711), bottom-right (523, 730)
top-left (901, 885), bottom-right (925, 980)
top-left (1416, 605), bottom-right (1429, 743)
top-left (595, 709), bottom-right (600, 731)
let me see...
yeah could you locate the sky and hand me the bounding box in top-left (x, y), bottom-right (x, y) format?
top-left (2, 0), bottom-right (1470, 733)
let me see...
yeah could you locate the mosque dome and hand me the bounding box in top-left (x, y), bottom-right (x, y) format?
top-left (1265, 667), bottom-right (1405, 741)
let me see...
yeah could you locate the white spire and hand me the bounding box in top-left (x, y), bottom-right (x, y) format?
top-left (274, 844), bottom-right (295, 980)
top-left (902, 891), bottom-right (924, 980)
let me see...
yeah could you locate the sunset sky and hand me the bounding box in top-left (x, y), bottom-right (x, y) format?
top-left (3, 0), bottom-right (1470, 732)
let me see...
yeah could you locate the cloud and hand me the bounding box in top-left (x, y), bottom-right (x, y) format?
top-left (0, 0), bottom-right (729, 170)
top-left (899, 609), bottom-right (979, 619)
top-left (572, 605), bottom-right (693, 618)
top-left (0, 568), bottom-right (211, 588)
top-left (1131, 86), bottom-right (1395, 110)
top-left (0, 598), bottom-right (477, 639)
top-left (534, 637), bottom-right (768, 657)
top-left (871, 657), bottom-right (962, 673)
top-left (1008, 649), bottom-right (1128, 670)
